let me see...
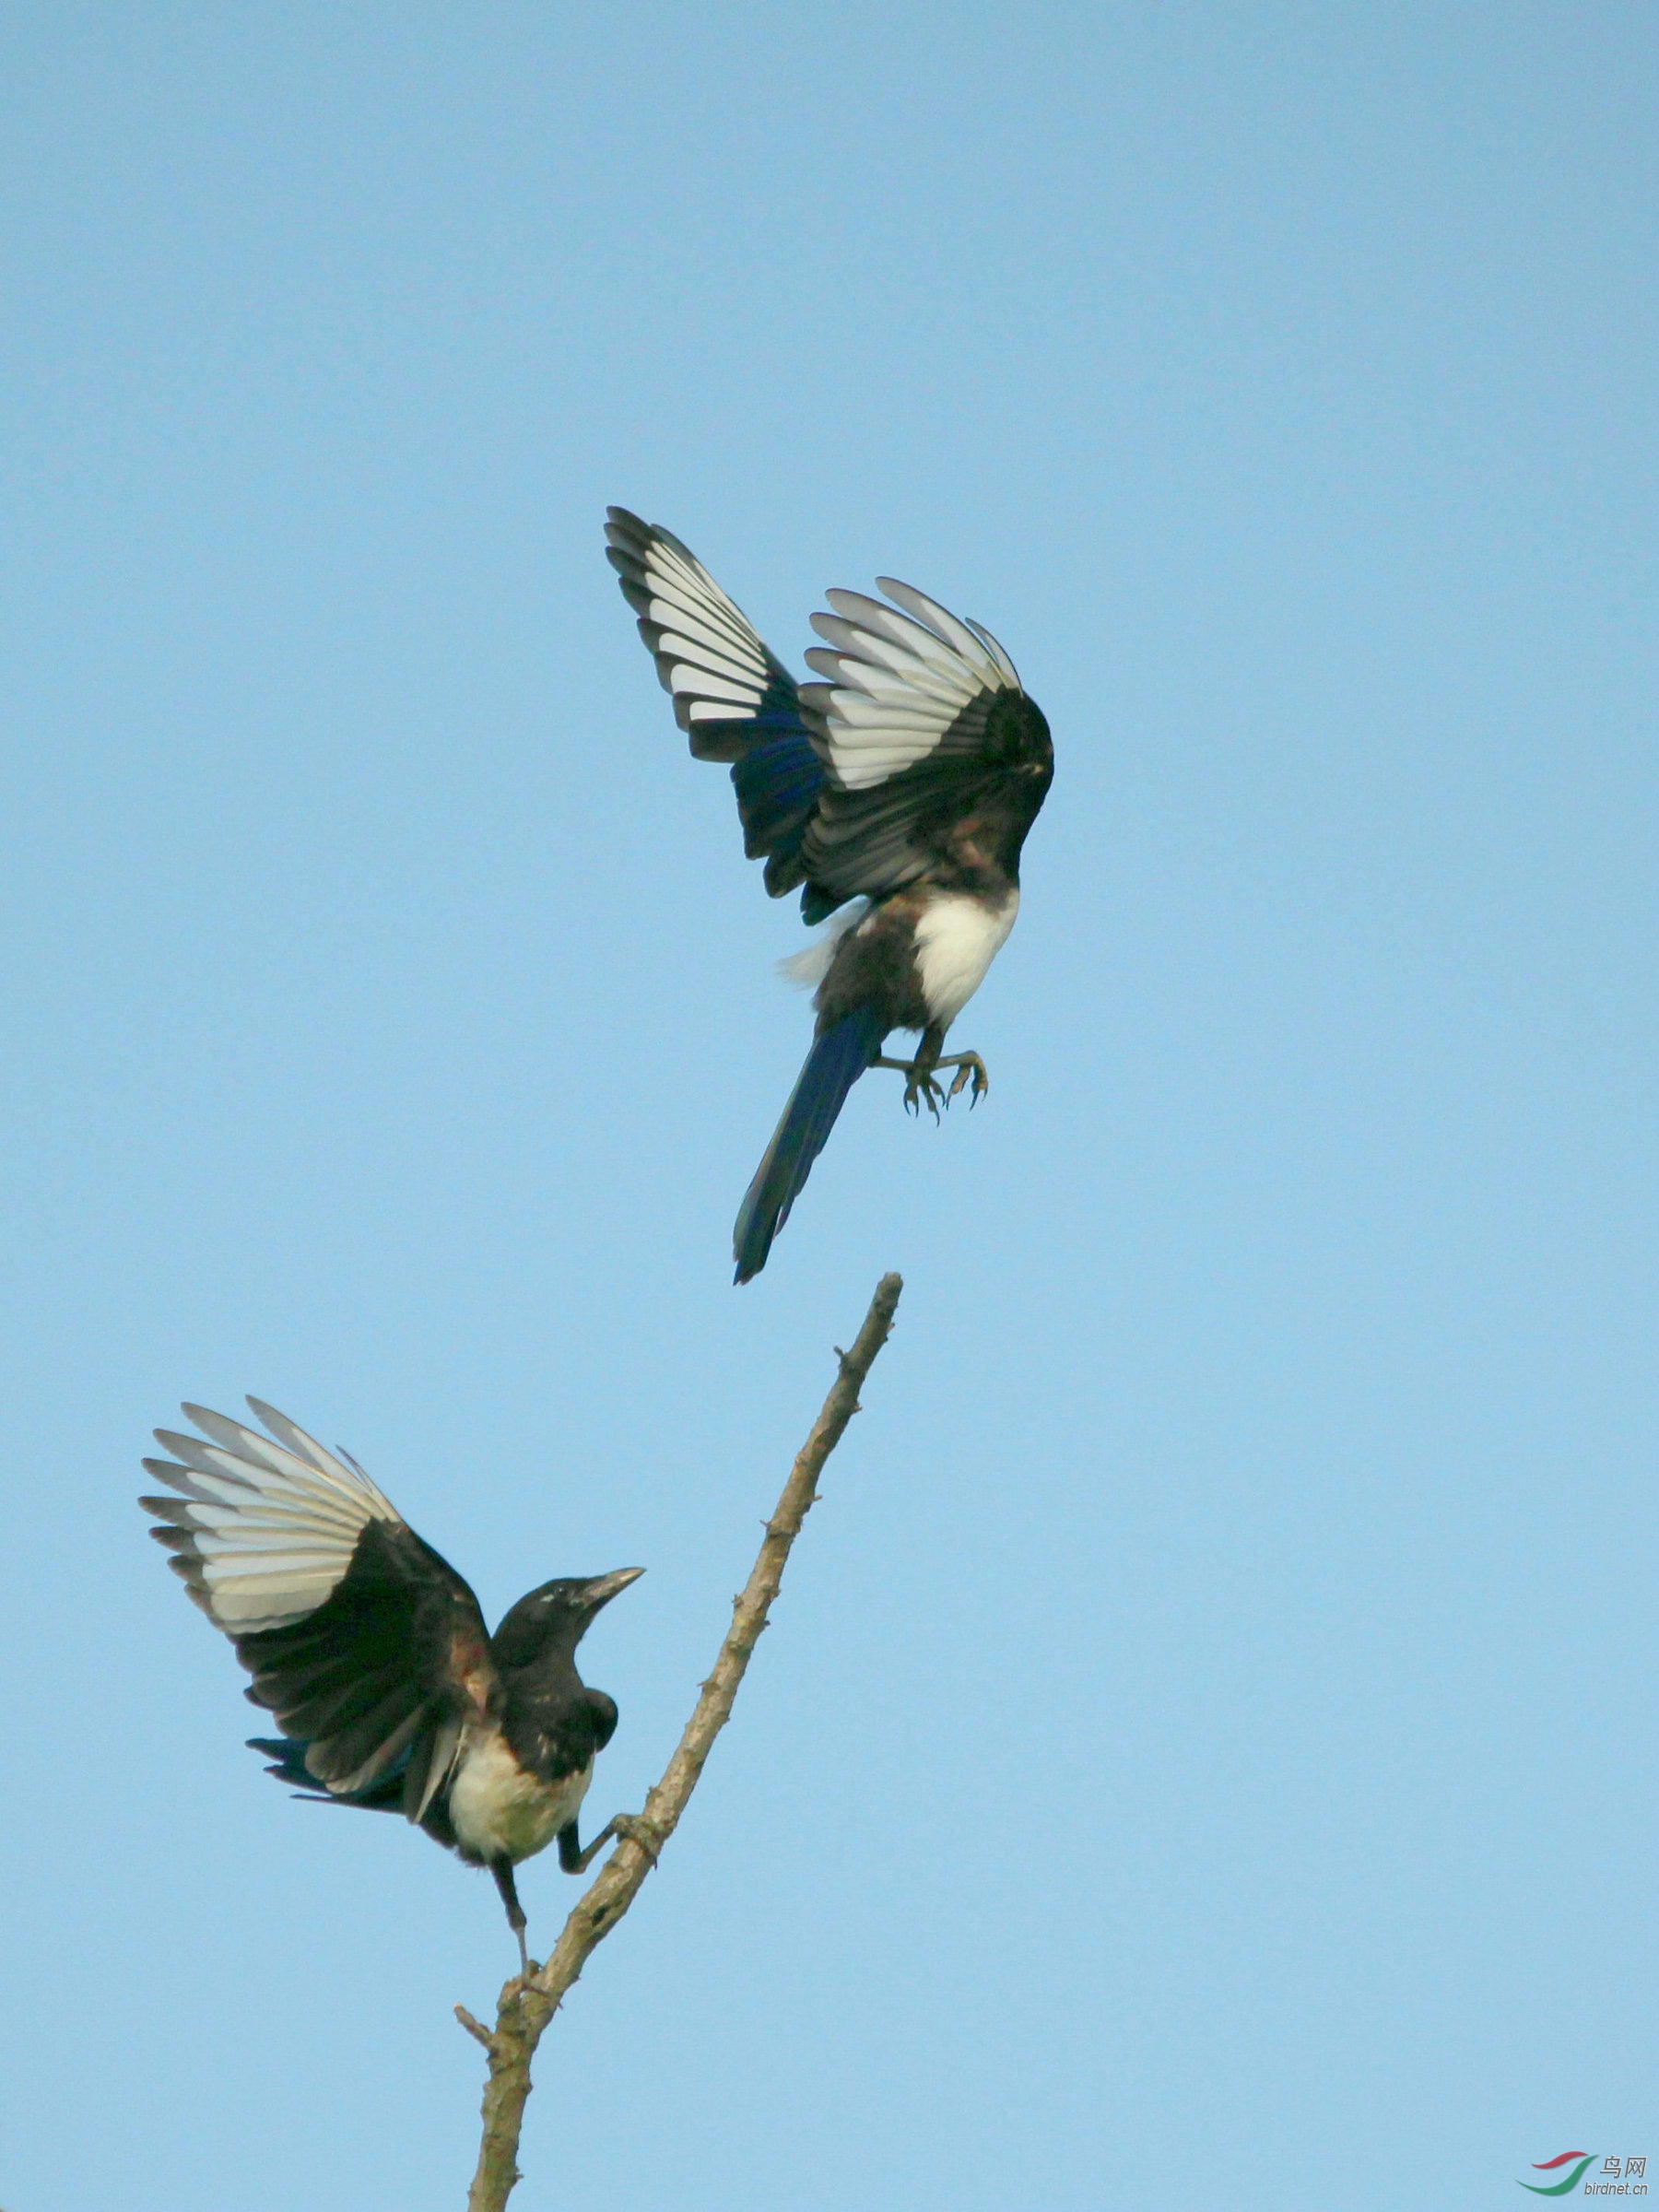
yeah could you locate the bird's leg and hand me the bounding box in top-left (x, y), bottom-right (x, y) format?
top-left (559, 1812), bottom-right (665, 1876)
top-left (491, 1859), bottom-right (530, 1973)
top-left (935, 1051), bottom-right (989, 1105)
top-left (874, 1025), bottom-right (949, 1119)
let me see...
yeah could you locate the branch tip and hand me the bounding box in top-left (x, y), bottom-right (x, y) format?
top-left (461, 1273), bottom-right (905, 2212)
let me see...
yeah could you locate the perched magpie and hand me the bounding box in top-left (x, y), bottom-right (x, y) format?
top-left (606, 508), bottom-right (1054, 1282)
top-left (141, 1399), bottom-right (646, 1968)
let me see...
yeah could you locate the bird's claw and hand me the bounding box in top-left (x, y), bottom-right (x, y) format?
top-left (946, 1055), bottom-right (989, 1106)
top-left (879, 1049), bottom-right (985, 1119)
top-left (609, 1813), bottom-right (665, 1866)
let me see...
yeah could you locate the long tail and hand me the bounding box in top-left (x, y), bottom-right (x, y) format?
top-left (733, 1007), bottom-right (885, 1283)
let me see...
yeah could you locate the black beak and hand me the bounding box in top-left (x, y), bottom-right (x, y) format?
top-left (580, 1566), bottom-right (644, 1617)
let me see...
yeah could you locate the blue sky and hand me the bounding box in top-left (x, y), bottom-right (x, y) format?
top-left (1, 6), bottom-right (1653, 2207)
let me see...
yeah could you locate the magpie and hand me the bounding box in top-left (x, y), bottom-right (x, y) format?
top-left (141, 1398), bottom-right (647, 1969)
top-left (606, 508), bottom-right (1054, 1283)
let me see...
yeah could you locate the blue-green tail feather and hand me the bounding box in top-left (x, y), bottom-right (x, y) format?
top-left (733, 1007), bottom-right (884, 1283)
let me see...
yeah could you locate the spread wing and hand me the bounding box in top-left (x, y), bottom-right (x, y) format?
top-left (606, 506), bottom-right (824, 896)
top-left (142, 1400), bottom-right (496, 1819)
top-left (794, 580), bottom-right (1053, 921)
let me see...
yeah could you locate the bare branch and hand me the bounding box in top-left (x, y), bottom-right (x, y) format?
top-left (463, 1272), bottom-right (904, 2212)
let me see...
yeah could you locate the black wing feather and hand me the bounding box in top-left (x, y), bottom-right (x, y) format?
top-left (606, 507), bottom-right (825, 888)
top-left (234, 1518), bottom-right (492, 1792)
top-left (142, 1402), bottom-right (498, 1811)
top-left (605, 513), bottom-right (1052, 918)
top-left (795, 691), bottom-right (1053, 913)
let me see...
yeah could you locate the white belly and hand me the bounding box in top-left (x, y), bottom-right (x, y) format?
top-left (913, 889), bottom-right (1019, 1029)
top-left (448, 1735), bottom-right (593, 1865)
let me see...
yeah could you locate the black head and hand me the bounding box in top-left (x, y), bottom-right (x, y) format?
top-left (491, 1567), bottom-right (643, 1671)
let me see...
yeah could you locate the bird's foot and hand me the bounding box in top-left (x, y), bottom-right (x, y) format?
top-left (608, 1813), bottom-right (665, 1866)
top-left (941, 1053), bottom-right (989, 1106)
top-left (906, 1069), bottom-right (946, 1121)
top-left (874, 1054), bottom-right (945, 1119)
top-left (568, 1811), bottom-right (665, 1874)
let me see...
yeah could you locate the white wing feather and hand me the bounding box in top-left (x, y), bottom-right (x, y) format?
top-left (622, 527), bottom-right (775, 724)
top-left (803, 580), bottom-right (1021, 793)
top-left (144, 1400), bottom-right (403, 1634)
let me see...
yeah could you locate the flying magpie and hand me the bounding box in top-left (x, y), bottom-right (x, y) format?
top-left (606, 508), bottom-right (1054, 1282)
top-left (141, 1398), bottom-right (646, 1969)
